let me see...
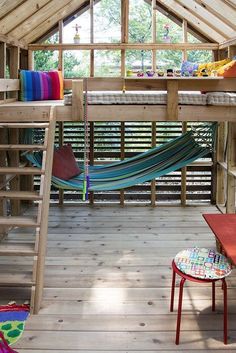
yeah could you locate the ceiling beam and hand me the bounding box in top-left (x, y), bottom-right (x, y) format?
top-left (0, 0), bottom-right (26, 20)
top-left (195, 0), bottom-right (236, 31)
top-left (157, 0), bottom-right (225, 42)
top-left (177, 0), bottom-right (235, 39)
top-left (219, 36), bottom-right (236, 49)
top-left (0, 0), bottom-right (52, 35)
top-left (7, 0), bottom-right (74, 40)
top-left (22, 0), bottom-right (86, 44)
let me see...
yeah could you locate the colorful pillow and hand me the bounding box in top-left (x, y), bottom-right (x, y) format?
top-left (52, 144), bottom-right (81, 180)
top-left (20, 70), bottom-right (63, 101)
top-left (181, 61), bottom-right (199, 75)
top-left (216, 60), bottom-right (236, 77)
top-left (198, 58), bottom-right (230, 74)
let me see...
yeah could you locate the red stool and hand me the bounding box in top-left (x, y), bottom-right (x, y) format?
top-left (170, 247), bottom-right (232, 345)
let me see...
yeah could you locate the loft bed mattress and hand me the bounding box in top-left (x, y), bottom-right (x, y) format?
top-left (206, 92), bottom-right (236, 106)
top-left (64, 91), bottom-right (207, 105)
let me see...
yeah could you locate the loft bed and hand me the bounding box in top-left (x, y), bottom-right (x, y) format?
top-left (0, 77), bottom-right (236, 122)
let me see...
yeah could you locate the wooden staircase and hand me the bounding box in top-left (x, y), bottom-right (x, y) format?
top-left (0, 107), bottom-right (56, 314)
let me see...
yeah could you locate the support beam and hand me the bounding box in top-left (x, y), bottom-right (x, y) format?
top-left (182, 19), bottom-right (187, 61)
top-left (181, 122), bottom-right (187, 206)
top-left (226, 122), bottom-right (236, 213)
top-left (216, 123), bottom-right (226, 206)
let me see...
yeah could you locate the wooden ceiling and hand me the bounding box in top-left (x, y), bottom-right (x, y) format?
top-left (0, 0), bottom-right (236, 44)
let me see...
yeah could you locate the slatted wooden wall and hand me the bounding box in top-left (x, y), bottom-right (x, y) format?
top-left (36, 121), bottom-right (213, 204)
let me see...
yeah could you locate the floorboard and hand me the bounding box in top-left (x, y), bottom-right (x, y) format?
top-left (1, 205), bottom-right (236, 352)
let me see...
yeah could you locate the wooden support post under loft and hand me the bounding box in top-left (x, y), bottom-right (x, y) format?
top-left (120, 122), bottom-right (125, 206)
top-left (8, 129), bottom-right (21, 216)
top-left (89, 122), bottom-right (94, 205)
top-left (226, 122), bottom-right (236, 214)
top-left (216, 122), bottom-right (226, 206)
top-left (182, 19), bottom-right (188, 61)
top-left (0, 42), bottom-right (6, 101)
top-left (167, 80), bottom-right (178, 121)
top-left (228, 46), bottom-right (236, 60)
top-left (152, 0), bottom-right (157, 72)
top-left (58, 121), bottom-right (64, 206)
top-left (181, 122), bottom-right (187, 206)
top-left (151, 122), bottom-right (156, 207)
top-left (211, 124), bottom-right (218, 205)
top-left (72, 80), bottom-right (84, 121)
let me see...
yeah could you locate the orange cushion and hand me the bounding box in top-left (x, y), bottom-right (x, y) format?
top-left (217, 60), bottom-right (236, 77)
top-left (52, 144), bottom-right (81, 180)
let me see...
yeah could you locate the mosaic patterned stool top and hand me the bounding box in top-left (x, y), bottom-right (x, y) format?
top-left (174, 247), bottom-right (232, 280)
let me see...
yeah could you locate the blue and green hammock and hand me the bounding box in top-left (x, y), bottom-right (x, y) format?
top-left (25, 123), bottom-right (216, 192)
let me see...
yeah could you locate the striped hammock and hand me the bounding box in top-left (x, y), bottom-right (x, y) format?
top-left (26, 123), bottom-right (216, 192)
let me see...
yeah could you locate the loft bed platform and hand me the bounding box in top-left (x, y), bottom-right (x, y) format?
top-left (0, 77), bottom-right (236, 122)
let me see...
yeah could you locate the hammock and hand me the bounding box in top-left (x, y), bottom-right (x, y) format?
top-left (26, 123), bottom-right (216, 192)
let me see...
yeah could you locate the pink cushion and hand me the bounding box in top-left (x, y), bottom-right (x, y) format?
top-left (52, 144), bottom-right (81, 180)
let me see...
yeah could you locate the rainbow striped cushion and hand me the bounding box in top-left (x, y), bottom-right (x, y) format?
top-left (20, 70), bottom-right (63, 101)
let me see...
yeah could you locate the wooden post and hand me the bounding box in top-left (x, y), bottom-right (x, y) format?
top-left (121, 0), bottom-right (129, 76)
top-left (182, 19), bottom-right (188, 61)
top-left (167, 80), bottom-right (178, 121)
top-left (72, 80), bottom-right (84, 121)
top-left (0, 42), bottom-right (6, 101)
top-left (120, 122), bottom-right (125, 206)
top-left (181, 122), bottom-right (187, 206)
top-left (226, 122), bottom-right (236, 214)
top-left (151, 122), bottom-right (156, 206)
top-left (216, 123), bottom-right (226, 207)
top-left (28, 49), bottom-right (34, 70)
top-left (58, 20), bottom-right (64, 205)
top-left (89, 122), bottom-right (94, 205)
top-left (90, 0), bottom-right (94, 77)
top-left (152, 0), bottom-right (157, 72)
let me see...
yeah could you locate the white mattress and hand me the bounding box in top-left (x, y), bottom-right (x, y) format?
top-left (64, 91), bottom-right (207, 106)
top-left (206, 92), bottom-right (236, 106)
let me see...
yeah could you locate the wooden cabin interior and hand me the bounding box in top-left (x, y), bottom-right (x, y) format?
top-left (0, 0), bottom-right (236, 352)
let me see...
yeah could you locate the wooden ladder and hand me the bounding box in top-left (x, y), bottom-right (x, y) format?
top-left (0, 107), bottom-right (56, 314)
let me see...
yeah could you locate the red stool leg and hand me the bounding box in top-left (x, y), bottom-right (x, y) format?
top-left (175, 277), bottom-right (186, 345)
top-left (212, 281), bottom-right (215, 312)
top-left (222, 278), bottom-right (228, 345)
top-left (170, 265), bottom-right (176, 312)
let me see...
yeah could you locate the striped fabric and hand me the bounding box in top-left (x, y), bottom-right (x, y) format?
top-left (20, 70), bottom-right (63, 101)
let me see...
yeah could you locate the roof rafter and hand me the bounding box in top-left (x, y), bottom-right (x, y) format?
top-left (195, 0), bottom-right (236, 31)
top-left (177, 0), bottom-right (235, 39)
top-left (0, 0), bottom-right (26, 20)
top-left (0, 0), bottom-right (52, 35)
top-left (22, 0), bottom-right (86, 44)
top-left (156, 0), bottom-right (225, 42)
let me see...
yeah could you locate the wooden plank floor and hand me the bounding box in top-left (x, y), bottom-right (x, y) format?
top-left (2, 205), bottom-right (236, 352)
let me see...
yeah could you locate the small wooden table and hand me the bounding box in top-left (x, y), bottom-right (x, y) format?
top-left (203, 214), bottom-right (236, 265)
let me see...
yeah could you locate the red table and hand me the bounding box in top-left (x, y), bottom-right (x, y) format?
top-left (203, 214), bottom-right (236, 265)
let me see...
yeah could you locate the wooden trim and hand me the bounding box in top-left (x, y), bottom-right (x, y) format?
top-left (90, 0), bottom-right (94, 77)
top-left (8, 129), bottom-right (20, 215)
top-left (152, 0), bottom-right (157, 72)
top-left (28, 50), bottom-right (34, 70)
top-left (182, 19), bottom-right (187, 61)
top-left (58, 20), bottom-right (64, 73)
top-left (0, 33), bottom-right (27, 49)
top-left (0, 43), bottom-right (6, 101)
top-left (167, 80), bottom-right (178, 120)
top-left (219, 37), bottom-right (236, 49)
top-left (29, 42), bottom-right (219, 51)
top-left (151, 121), bottom-right (156, 206)
top-left (226, 122), bottom-right (236, 213)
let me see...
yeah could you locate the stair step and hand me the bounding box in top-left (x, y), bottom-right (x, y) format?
top-left (0, 123), bottom-right (49, 129)
top-left (0, 167), bottom-right (44, 175)
top-left (0, 242), bottom-right (36, 256)
top-left (0, 271), bottom-right (34, 286)
top-left (0, 216), bottom-right (39, 227)
top-left (0, 144), bottom-right (45, 151)
top-left (0, 191), bottom-right (42, 200)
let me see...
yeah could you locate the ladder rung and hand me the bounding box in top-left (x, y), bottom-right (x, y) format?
top-left (0, 271), bottom-right (34, 286)
top-left (0, 216), bottom-right (39, 227)
top-left (0, 144), bottom-right (45, 151)
top-left (0, 123), bottom-right (49, 128)
top-left (0, 167), bottom-right (44, 175)
top-left (0, 191), bottom-right (42, 200)
top-left (0, 242), bottom-right (36, 256)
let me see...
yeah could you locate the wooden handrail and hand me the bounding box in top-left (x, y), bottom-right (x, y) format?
top-left (0, 79), bottom-right (19, 92)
